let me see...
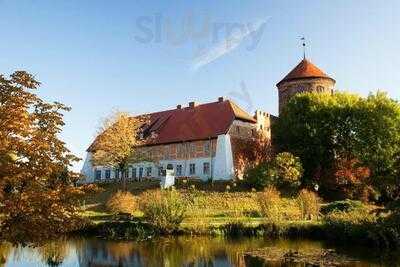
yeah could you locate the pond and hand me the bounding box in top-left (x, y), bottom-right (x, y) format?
top-left (1, 236), bottom-right (399, 266)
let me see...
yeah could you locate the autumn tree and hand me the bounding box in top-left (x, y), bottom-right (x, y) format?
top-left (90, 112), bottom-right (149, 189)
top-left (232, 132), bottom-right (273, 178)
top-left (325, 158), bottom-right (372, 201)
top-left (0, 71), bottom-right (85, 243)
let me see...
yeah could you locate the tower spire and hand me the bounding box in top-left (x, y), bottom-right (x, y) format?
top-left (300, 36), bottom-right (306, 59)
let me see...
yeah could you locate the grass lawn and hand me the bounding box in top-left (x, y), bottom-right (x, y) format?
top-left (79, 181), bottom-right (305, 230)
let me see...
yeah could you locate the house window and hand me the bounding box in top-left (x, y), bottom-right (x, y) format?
top-left (139, 167), bottom-right (143, 178)
top-left (158, 166), bottom-right (164, 176)
top-left (146, 167), bottom-right (152, 177)
top-left (189, 163), bottom-right (196, 175)
top-left (176, 164), bottom-right (182, 176)
top-left (95, 170), bottom-right (101, 181)
top-left (132, 168), bottom-right (137, 179)
top-left (203, 162), bottom-right (210, 175)
top-left (115, 170), bottom-right (119, 179)
top-left (204, 142), bottom-right (210, 154)
top-left (105, 169), bottom-right (111, 179)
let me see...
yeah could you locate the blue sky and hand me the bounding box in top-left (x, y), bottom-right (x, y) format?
top-left (1, 0), bottom-right (399, 170)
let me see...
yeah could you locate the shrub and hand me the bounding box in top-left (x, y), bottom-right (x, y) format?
top-left (377, 212), bottom-right (400, 248)
top-left (323, 208), bottom-right (400, 248)
top-left (257, 186), bottom-right (283, 223)
top-left (106, 191), bottom-right (137, 215)
top-left (323, 209), bottom-right (376, 243)
top-left (138, 189), bottom-right (187, 232)
top-left (243, 152), bottom-right (303, 191)
top-left (275, 152), bottom-right (303, 190)
top-left (296, 189), bottom-right (320, 220)
top-left (243, 161), bottom-right (277, 190)
top-left (321, 199), bottom-right (364, 215)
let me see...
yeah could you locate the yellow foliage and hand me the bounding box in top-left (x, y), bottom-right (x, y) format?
top-left (257, 186), bottom-right (284, 223)
top-left (297, 189), bottom-right (321, 220)
top-left (106, 191), bottom-right (138, 214)
top-left (0, 71), bottom-right (86, 244)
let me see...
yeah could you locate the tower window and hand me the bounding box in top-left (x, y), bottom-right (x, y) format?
top-left (297, 85), bottom-right (305, 93)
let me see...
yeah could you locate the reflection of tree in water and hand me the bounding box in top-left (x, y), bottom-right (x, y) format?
top-left (136, 236), bottom-right (267, 267)
top-left (77, 236), bottom-right (269, 266)
top-left (75, 236), bottom-right (330, 267)
top-left (76, 238), bottom-right (141, 266)
top-left (37, 239), bottom-right (70, 267)
top-left (0, 243), bottom-right (12, 267)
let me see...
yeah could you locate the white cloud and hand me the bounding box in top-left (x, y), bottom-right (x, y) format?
top-left (191, 18), bottom-right (268, 71)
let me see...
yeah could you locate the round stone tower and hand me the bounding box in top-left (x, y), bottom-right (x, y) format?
top-left (276, 58), bottom-right (335, 114)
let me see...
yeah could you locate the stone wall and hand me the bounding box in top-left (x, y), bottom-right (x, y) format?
top-left (277, 77), bottom-right (335, 113)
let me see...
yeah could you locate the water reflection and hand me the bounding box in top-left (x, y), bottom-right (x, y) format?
top-left (37, 240), bottom-right (70, 266)
top-left (0, 243), bottom-right (12, 267)
top-left (1, 236), bottom-right (399, 266)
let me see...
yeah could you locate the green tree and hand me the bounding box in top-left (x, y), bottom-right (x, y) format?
top-left (243, 152), bottom-right (303, 190)
top-left (243, 161), bottom-right (277, 190)
top-left (273, 91), bottom-right (400, 200)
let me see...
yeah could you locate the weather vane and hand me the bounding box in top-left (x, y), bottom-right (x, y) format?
top-left (300, 36), bottom-right (306, 59)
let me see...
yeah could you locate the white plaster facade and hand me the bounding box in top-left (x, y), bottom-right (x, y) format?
top-left (80, 133), bottom-right (235, 183)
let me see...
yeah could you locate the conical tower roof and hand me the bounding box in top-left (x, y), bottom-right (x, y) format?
top-left (277, 59), bottom-right (335, 86)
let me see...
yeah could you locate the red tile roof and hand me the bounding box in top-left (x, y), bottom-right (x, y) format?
top-left (277, 59), bottom-right (335, 86)
top-left (87, 100), bottom-right (256, 151)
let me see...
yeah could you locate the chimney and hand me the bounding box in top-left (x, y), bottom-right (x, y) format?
top-left (218, 97), bottom-right (224, 102)
top-left (176, 104), bottom-right (182, 109)
top-left (189, 101), bottom-right (197, 108)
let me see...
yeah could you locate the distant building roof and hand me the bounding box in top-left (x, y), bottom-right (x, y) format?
top-left (87, 99), bottom-right (257, 151)
top-left (277, 59), bottom-right (335, 86)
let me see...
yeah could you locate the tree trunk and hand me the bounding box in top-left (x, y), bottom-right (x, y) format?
top-left (122, 169), bottom-right (127, 191)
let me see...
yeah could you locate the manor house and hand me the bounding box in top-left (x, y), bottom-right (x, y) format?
top-left (81, 58), bottom-right (335, 183)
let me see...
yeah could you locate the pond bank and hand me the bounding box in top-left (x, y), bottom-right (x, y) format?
top-left (75, 218), bottom-right (399, 251)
